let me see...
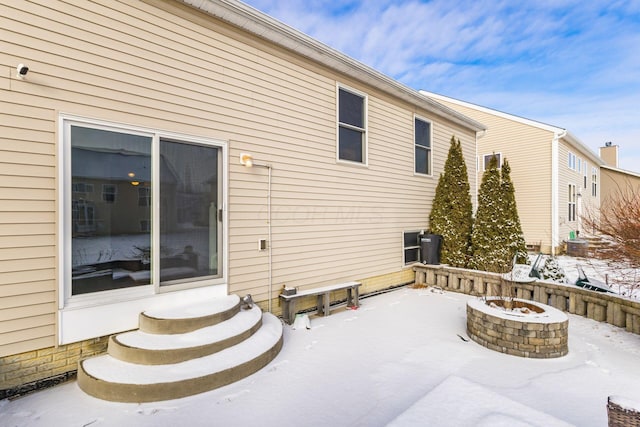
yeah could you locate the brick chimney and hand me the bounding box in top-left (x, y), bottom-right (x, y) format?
top-left (599, 142), bottom-right (619, 167)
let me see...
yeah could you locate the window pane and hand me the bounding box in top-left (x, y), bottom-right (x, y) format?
top-left (415, 118), bottom-right (430, 148)
top-left (71, 126), bottom-right (152, 295)
top-left (339, 89), bottom-right (364, 128)
top-left (339, 126), bottom-right (363, 162)
top-left (404, 248), bottom-right (419, 264)
top-left (404, 231), bottom-right (420, 248)
top-left (159, 140), bottom-right (221, 285)
top-left (484, 153), bottom-right (501, 170)
top-left (415, 147), bottom-right (430, 174)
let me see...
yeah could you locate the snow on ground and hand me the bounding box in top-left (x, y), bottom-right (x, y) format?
top-left (3, 286), bottom-right (640, 427)
top-left (542, 254), bottom-right (639, 298)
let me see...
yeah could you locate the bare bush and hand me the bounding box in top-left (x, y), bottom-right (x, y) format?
top-left (582, 187), bottom-right (640, 294)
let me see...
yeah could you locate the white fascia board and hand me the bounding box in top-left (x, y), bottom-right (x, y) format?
top-left (177, 0), bottom-right (486, 133)
top-left (601, 164), bottom-right (640, 178)
top-left (562, 131), bottom-right (605, 166)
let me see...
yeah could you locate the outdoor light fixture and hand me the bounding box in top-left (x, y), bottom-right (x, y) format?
top-left (16, 64), bottom-right (29, 79)
top-left (240, 152), bottom-right (254, 168)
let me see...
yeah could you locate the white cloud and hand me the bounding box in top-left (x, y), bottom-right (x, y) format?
top-left (242, 0), bottom-right (640, 172)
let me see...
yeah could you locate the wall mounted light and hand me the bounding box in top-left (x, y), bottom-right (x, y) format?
top-left (16, 64), bottom-right (29, 79)
top-left (240, 152), bottom-right (254, 168)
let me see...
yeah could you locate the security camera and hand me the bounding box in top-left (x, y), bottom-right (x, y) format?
top-left (16, 64), bottom-right (29, 79)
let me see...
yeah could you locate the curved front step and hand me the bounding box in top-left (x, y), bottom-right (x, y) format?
top-left (109, 305), bottom-right (263, 365)
top-left (139, 294), bottom-right (240, 334)
top-left (78, 313), bottom-right (283, 403)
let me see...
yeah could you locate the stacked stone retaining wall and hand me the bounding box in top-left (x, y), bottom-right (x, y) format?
top-left (414, 264), bottom-right (640, 334)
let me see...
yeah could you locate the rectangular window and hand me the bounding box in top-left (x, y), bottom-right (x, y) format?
top-left (138, 186), bottom-right (151, 207)
top-left (72, 182), bottom-right (94, 193)
top-left (66, 121), bottom-right (223, 297)
top-left (568, 184), bottom-right (577, 222)
top-left (483, 153), bottom-right (501, 171)
top-left (577, 157), bottom-right (582, 173)
top-left (592, 167), bottom-right (598, 197)
top-left (140, 219), bottom-right (151, 232)
top-left (338, 86), bottom-right (366, 164)
top-left (583, 161), bottom-right (588, 189)
top-left (102, 184), bottom-right (117, 203)
top-left (568, 152), bottom-right (576, 170)
top-left (403, 231), bottom-right (421, 265)
top-left (414, 117), bottom-right (432, 175)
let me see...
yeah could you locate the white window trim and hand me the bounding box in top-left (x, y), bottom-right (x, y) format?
top-left (413, 114), bottom-right (433, 177)
top-left (568, 183), bottom-right (577, 222)
top-left (568, 152), bottom-right (576, 170)
top-left (57, 114), bottom-right (229, 344)
top-left (402, 230), bottom-right (422, 267)
top-left (336, 84), bottom-right (368, 167)
top-left (482, 152), bottom-right (502, 171)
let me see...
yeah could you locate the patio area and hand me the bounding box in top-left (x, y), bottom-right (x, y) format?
top-left (3, 286), bottom-right (640, 426)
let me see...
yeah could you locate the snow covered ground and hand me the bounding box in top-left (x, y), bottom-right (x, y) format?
top-left (3, 285), bottom-right (640, 427)
top-left (556, 254), bottom-right (639, 297)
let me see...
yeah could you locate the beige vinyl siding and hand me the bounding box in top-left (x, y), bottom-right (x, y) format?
top-left (0, 98), bottom-right (57, 356)
top-left (431, 99), bottom-right (555, 251)
top-left (1, 0), bottom-right (477, 355)
top-left (557, 138), bottom-right (600, 243)
top-left (601, 167), bottom-right (640, 207)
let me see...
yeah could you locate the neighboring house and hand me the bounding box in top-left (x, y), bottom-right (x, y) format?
top-left (599, 144), bottom-right (640, 209)
top-left (0, 0), bottom-right (484, 393)
top-left (421, 91), bottom-right (603, 255)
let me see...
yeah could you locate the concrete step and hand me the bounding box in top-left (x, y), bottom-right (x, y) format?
top-left (77, 295), bottom-right (283, 403)
top-left (138, 294), bottom-right (241, 334)
top-left (108, 305), bottom-right (264, 365)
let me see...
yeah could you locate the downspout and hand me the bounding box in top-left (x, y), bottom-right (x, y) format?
top-left (551, 130), bottom-right (567, 256)
top-left (474, 129), bottom-right (487, 211)
top-left (267, 165), bottom-right (272, 313)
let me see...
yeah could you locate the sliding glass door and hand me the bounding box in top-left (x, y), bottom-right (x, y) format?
top-left (67, 121), bottom-right (223, 297)
top-left (158, 139), bottom-right (221, 287)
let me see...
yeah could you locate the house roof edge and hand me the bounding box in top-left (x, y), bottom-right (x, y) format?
top-left (176, 0), bottom-right (486, 133)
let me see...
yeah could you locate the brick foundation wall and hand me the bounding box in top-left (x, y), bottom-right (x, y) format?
top-left (0, 337), bottom-right (108, 399)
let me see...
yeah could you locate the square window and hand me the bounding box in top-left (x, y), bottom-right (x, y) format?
top-left (483, 153), bottom-right (501, 170)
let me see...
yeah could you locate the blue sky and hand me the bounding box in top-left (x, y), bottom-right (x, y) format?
top-left (242, 0), bottom-right (640, 172)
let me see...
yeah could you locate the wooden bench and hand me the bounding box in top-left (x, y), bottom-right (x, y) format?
top-left (279, 281), bottom-right (362, 325)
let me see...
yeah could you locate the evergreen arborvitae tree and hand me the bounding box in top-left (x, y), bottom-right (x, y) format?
top-left (470, 154), bottom-right (511, 272)
top-left (470, 155), bottom-right (529, 273)
top-left (500, 160), bottom-right (528, 264)
top-left (428, 136), bottom-right (473, 267)
top-left (541, 256), bottom-right (566, 283)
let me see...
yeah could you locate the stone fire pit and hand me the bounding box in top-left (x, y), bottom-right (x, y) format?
top-left (466, 297), bottom-right (568, 358)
